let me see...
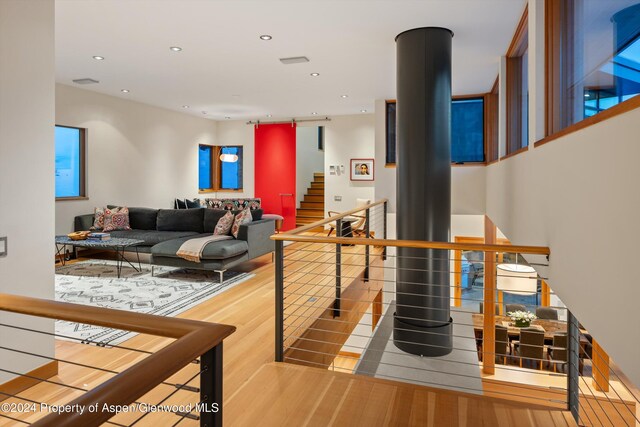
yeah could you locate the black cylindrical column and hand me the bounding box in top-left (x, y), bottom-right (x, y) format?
top-left (394, 27), bottom-right (453, 356)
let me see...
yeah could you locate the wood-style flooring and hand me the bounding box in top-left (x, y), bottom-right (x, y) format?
top-left (1, 245), bottom-right (576, 426)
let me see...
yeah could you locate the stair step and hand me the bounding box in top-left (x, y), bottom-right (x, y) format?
top-left (307, 188), bottom-right (324, 195)
top-left (310, 182), bottom-right (324, 189)
top-left (304, 195), bottom-right (323, 203)
top-left (313, 177), bottom-right (324, 183)
top-left (296, 208), bottom-right (324, 217)
top-left (313, 172), bottom-right (324, 177)
top-left (300, 201), bottom-right (324, 209)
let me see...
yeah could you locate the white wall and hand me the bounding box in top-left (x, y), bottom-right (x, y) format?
top-left (373, 99), bottom-right (487, 215)
top-left (55, 84), bottom-right (220, 234)
top-left (324, 115), bottom-right (376, 214)
top-left (486, 107), bottom-right (640, 385)
top-left (296, 126), bottom-right (324, 208)
top-left (0, 0), bottom-right (55, 382)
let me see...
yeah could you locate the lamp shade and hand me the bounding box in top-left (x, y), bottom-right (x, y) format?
top-left (219, 153), bottom-right (238, 162)
top-left (496, 263), bottom-right (537, 295)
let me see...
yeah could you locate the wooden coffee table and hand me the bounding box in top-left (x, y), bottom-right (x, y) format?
top-left (55, 236), bottom-right (144, 278)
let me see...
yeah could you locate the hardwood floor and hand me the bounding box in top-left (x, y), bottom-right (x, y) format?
top-left (2, 246), bottom-right (576, 426)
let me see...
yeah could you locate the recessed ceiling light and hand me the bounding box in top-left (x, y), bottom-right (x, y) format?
top-left (225, 116), bottom-right (231, 119)
top-left (182, 105), bottom-right (189, 109)
top-left (169, 46), bottom-right (182, 52)
top-left (360, 109), bottom-right (367, 113)
top-left (340, 94), bottom-right (348, 98)
top-left (202, 111), bottom-right (207, 115)
top-left (259, 35), bottom-right (272, 40)
top-left (311, 112), bottom-right (318, 115)
top-left (267, 114), bottom-right (272, 118)
top-left (121, 89), bottom-right (130, 93)
top-left (92, 56), bottom-right (105, 60)
top-left (310, 73), bottom-right (320, 77)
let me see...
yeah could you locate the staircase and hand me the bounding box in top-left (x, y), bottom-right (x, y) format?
top-left (296, 172), bottom-right (324, 231)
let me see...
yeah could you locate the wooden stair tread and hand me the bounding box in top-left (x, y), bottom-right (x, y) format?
top-left (225, 363), bottom-right (578, 427)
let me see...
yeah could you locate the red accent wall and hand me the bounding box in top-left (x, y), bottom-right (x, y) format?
top-left (254, 123), bottom-right (297, 231)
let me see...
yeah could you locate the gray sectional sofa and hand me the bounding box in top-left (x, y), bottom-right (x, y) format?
top-left (74, 207), bottom-right (275, 281)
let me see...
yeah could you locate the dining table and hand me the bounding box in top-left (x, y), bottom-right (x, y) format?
top-left (471, 313), bottom-right (587, 341)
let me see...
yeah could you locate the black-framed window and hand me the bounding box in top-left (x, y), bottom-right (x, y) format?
top-left (385, 99), bottom-right (485, 164)
top-left (55, 125), bottom-right (86, 199)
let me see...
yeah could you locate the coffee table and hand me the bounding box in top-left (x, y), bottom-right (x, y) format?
top-left (55, 236), bottom-right (144, 278)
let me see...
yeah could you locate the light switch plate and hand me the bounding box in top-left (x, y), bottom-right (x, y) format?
top-left (0, 237), bottom-right (7, 257)
top-left (334, 196), bottom-right (342, 201)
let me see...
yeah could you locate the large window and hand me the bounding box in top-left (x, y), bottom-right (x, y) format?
top-left (546, 0), bottom-right (640, 134)
top-left (385, 98), bottom-right (486, 165)
top-left (199, 145), bottom-right (243, 192)
top-left (452, 98), bottom-right (485, 163)
top-left (505, 6), bottom-right (529, 155)
top-left (55, 125), bottom-right (86, 199)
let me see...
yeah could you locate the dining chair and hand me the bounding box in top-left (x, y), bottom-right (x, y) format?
top-left (478, 302), bottom-right (499, 315)
top-left (547, 332), bottom-right (568, 373)
top-left (495, 325), bottom-right (510, 365)
top-left (513, 327), bottom-right (545, 369)
top-left (326, 198), bottom-right (370, 237)
top-left (536, 307), bottom-right (559, 320)
top-left (505, 303), bottom-right (526, 314)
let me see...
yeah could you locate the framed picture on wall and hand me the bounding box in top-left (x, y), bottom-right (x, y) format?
top-left (350, 158), bottom-right (374, 181)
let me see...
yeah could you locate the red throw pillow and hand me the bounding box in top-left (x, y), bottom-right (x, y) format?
top-left (103, 207), bottom-right (131, 232)
top-left (231, 208), bottom-right (252, 238)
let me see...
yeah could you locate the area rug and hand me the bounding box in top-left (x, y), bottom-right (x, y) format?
top-left (55, 260), bottom-right (253, 346)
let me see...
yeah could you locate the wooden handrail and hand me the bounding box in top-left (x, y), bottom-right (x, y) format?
top-left (0, 293), bottom-right (235, 427)
top-left (272, 232), bottom-right (550, 256)
top-left (282, 199), bottom-right (388, 235)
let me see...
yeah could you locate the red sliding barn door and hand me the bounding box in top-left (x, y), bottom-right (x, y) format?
top-left (254, 123), bottom-right (296, 231)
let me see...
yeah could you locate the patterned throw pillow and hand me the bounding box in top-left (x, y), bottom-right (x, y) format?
top-left (103, 207), bottom-right (132, 232)
top-left (213, 211), bottom-right (234, 235)
top-left (231, 208), bottom-right (253, 238)
top-left (92, 207), bottom-right (106, 230)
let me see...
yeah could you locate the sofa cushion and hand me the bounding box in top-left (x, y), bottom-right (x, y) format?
top-left (203, 209), bottom-right (228, 233)
top-left (128, 207), bottom-right (158, 230)
top-left (185, 199), bottom-right (203, 209)
top-left (214, 211), bottom-right (234, 236)
top-left (231, 208), bottom-right (252, 238)
top-left (157, 208), bottom-right (204, 232)
top-left (110, 230), bottom-right (199, 246)
top-left (151, 235), bottom-right (249, 260)
top-left (103, 207), bottom-right (131, 232)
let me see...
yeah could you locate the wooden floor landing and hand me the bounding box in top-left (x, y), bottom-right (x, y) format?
top-left (226, 362), bottom-right (577, 427)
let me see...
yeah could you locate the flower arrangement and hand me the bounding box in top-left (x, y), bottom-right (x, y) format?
top-left (507, 310), bottom-right (537, 327)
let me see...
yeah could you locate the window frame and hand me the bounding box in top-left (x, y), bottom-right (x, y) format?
top-left (55, 124), bottom-right (87, 201)
top-left (385, 95), bottom-right (489, 167)
top-left (504, 5), bottom-right (529, 158)
top-left (540, 0), bottom-right (640, 147)
top-left (198, 144), bottom-right (244, 193)
top-left (485, 77), bottom-right (500, 164)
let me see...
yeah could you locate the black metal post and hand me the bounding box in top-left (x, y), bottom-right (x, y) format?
top-left (200, 344), bottom-right (223, 427)
top-left (334, 219), bottom-right (342, 318)
top-left (567, 310), bottom-right (580, 424)
top-left (383, 202), bottom-right (388, 260)
top-left (275, 240), bottom-right (284, 362)
top-left (364, 208), bottom-right (370, 282)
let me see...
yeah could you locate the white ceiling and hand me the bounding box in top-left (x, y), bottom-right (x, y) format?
top-left (55, 0), bottom-right (526, 121)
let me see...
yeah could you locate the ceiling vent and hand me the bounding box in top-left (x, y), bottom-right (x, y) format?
top-left (72, 78), bottom-right (100, 84)
top-left (279, 56), bottom-right (309, 65)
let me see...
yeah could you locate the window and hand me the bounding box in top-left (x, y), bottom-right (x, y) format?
top-left (452, 98), bottom-right (485, 163)
top-left (198, 145), bottom-right (243, 191)
top-left (385, 101), bottom-right (396, 165)
top-left (546, 0), bottom-right (640, 134)
top-left (55, 125), bottom-right (86, 199)
top-left (505, 6), bottom-right (529, 155)
top-left (385, 98), bottom-right (486, 165)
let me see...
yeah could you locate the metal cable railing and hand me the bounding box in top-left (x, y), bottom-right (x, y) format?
top-left (0, 294), bottom-right (234, 426)
top-left (271, 199), bottom-right (639, 427)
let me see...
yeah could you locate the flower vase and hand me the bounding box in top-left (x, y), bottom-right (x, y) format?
top-left (515, 319), bottom-right (530, 328)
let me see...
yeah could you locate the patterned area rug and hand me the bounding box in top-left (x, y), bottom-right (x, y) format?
top-left (55, 260), bottom-right (253, 346)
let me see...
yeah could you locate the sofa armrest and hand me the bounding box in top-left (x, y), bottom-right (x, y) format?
top-left (237, 219), bottom-right (275, 259)
top-left (74, 214), bottom-right (95, 231)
